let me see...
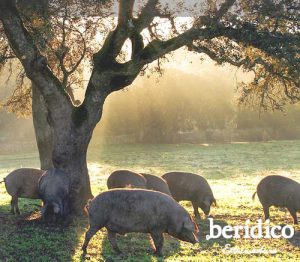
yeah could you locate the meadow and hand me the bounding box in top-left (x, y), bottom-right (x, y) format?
top-left (0, 140), bottom-right (300, 261)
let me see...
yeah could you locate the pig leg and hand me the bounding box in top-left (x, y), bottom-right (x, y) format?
top-left (82, 225), bottom-right (99, 254)
top-left (192, 201), bottom-right (200, 219)
top-left (150, 232), bottom-right (164, 256)
top-left (10, 197), bottom-right (15, 214)
top-left (11, 196), bottom-right (19, 215)
top-left (263, 205), bottom-right (270, 221)
top-left (15, 197), bottom-right (20, 215)
top-left (107, 230), bottom-right (122, 255)
top-left (287, 208), bottom-right (298, 224)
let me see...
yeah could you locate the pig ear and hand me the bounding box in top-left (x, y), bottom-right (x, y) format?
top-left (203, 198), bottom-right (210, 207)
top-left (183, 216), bottom-right (195, 232)
top-left (212, 199), bottom-right (217, 207)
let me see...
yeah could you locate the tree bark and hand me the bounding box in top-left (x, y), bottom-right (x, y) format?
top-left (32, 80), bottom-right (95, 213)
top-left (32, 84), bottom-right (54, 170)
top-left (49, 107), bottom-right (96, 213)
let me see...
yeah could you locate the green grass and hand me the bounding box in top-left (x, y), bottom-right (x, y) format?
top-left (1, 140), bottom-right (300, 261)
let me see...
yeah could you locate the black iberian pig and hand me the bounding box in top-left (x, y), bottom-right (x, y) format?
top-left (38, 168), bottom-right (70, 221)
top-left (82, 189), bottom-right (199, 256)
top-left (107, 170), bottom-right (147, 189)
top-left (162, 172), bottom-right (216, 219)
top-left (253, 175), bottom-right (300, 224)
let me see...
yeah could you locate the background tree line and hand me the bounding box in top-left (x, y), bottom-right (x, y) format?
top-left (94, 68), bottom-right (300, 144)
top-left (2, 65), bottom-right (300, 146)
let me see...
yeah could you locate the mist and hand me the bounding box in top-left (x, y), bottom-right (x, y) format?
top-left (1, 53), bottom-right (300, 149)
top-left (90, 54), bottom-right (300, 145)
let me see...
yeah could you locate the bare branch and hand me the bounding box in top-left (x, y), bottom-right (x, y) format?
top-left (134, 0), bottom-right (159, 33)
top-left (214, 0), bottom-right (236, 20)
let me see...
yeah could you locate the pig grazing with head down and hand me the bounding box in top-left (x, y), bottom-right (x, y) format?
top-left (162, 172), bottom-right (216, 219)
top-left (1, 168), bottom-right (44, 214)
top-left (82, 189), bottom-right (199, 256)
top-left (253, 175), bottom-right (300, 224)
top-left (107, 170), bottom-right (147, 189)
top-left (38, 168), bottom-right (70, 221)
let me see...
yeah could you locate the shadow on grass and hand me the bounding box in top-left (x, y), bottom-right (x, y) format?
top-left (95, 232), bottom-right (180, 261)
top-left (0, 201), bottom-right (88, 261)
top-left (79, 218), bottom-right (235, 261)
top-left (196, 217), bottom-right (235, 249)
top-left (0, 198), bottom-right (42, 215)
top-left (287, 227), bottom-right (300, 248)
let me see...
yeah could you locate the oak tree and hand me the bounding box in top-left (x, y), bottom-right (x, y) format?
top-left (0, 0), bottom-right (298, 213)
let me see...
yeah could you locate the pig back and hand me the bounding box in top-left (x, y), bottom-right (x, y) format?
top-left (39, 168), bottom-right (70, 200)
top-left (89, 189), bottom-right (183, 233)
top-left (257, 175), bottom-right (300, 208)
top-left (5, 168), bottom-right (44, 198)
top-left (107, 170), bottom-right (147, 189)
top-left (162, 172), bottom-right (210, 201)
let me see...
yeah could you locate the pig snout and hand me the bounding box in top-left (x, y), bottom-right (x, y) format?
top-left (203, 207), bottom-right (210, 216)
top-left (200, 198), bottom-right (212, 216)
top-left (178, 228), bottom-right (199, 244)
top-left (192, 233), bottom-right (199, 244)
top-left (41, 201), bottom-right (65, 221)
top-left (177, 217), bottom-right (199, 244)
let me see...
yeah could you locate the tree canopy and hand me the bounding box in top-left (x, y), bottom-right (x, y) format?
top-left (0, 0), bottom-right (299, 113)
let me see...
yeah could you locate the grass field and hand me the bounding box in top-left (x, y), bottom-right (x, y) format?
top-left (0, 140), bottom-right (300, 261)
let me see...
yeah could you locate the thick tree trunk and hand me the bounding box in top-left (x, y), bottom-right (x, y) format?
top-left (32, 84), bottom-right (54, 170)
top-left (50, 118), bottom-right (95, 213)
top-left (66, 149), bottom-right (93, 214)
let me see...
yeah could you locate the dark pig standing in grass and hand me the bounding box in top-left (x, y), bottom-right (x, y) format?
top-left (107, 170), bottom-right (171, 195)
top-left (0, 168), bottom-right (44, 214)
top-left (253, 175), bottom-right (300, 224)
top-left (107, 170), bottom-right (147, 189)
top-left (140, 173), bottom-right (171, 195)
top-left (38, 168), bottom-right (70, 221)
top-left (162, 172), bottom-right (216, 219)
top-left (82, 189), bottom-right (199, 256)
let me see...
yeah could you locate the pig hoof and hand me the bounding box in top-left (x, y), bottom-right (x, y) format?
top-left (80, 252), bottom-right (88, 260)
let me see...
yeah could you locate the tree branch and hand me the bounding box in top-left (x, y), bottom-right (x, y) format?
top-left (218, 26), bottom-right (299, 61)
top-left (83, 0), bottom-right (298, 128)
top-left (0, 0), bottom-right (72, 113)
top-left (130, 28), bottom-right (219, 67)
top-left (118, 0), bottom-right (135, 26)
top-left (93, 0), bottom-right (136, 66)
top-left (187, 43), bottom-right (245, 67)
top-left (134, 0), bottom-right (159, 33)
top-left (214, 0), bottom-right (236, 20)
